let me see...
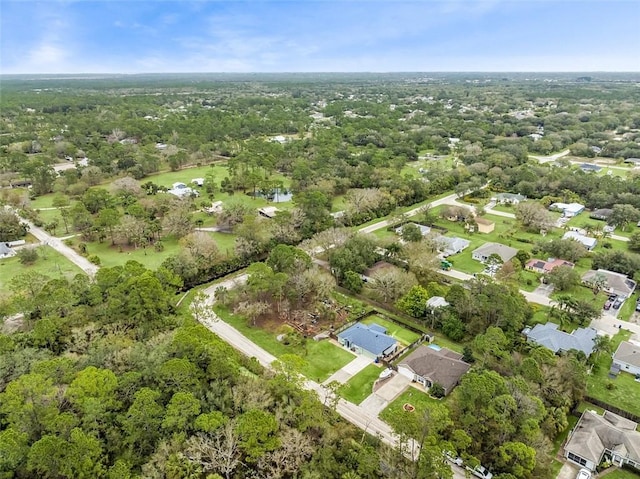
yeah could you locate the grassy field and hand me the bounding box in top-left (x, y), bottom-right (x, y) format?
top-left (360, 315), bottom-right (421, 345)
top-left (379, 388), bottom-right (442, 430)
top-left (339, 364), bottom-right (384, 404)
top-left (213, 305), bottom-right (355, 382)
top-left (586, 329), bottom-right (640, 417)
top-left (0, 246), bottom-right (85, 299)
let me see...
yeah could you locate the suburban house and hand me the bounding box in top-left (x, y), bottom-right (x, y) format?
top-left (395, 223), bottom-right (431, 237)
top-left (472, 242), bottom-right (518, 263)
top-left (0, 243), bottom-right (16, 259)
top-left (337, 323), bottom-right (397, 360)
top-left (522, 322), bottom-right (597, 357)
top-left (435, 236), bottom-right (470, 257)
top-left (397, 345), bottom-right (470, 395)
top-left (493, 193), bottom-right (527, 205)
top-left (474, 217), bottom-right (495, 234)
top-left (191, 178), bottom-right (205, 187)
top-left (590, 208), bottom-right (614, 221)
top-left (258, 206), bottom-right (281, 219)
top-left (167, 182), bottom-right (198, 198)
top-left (550, 202), bottom-right (585, 217)
top-left (525, 258), bottom-right (574, 274)
top-left (624, 157), bottom-right (640, 166)
top-left (564, 409), bottom-right (640, 472)
top-left (580, 163), bottom-right (603, 173)
top-left (563, 231), bottom-right (597, 250)
top-left (612, 341), bottom-right (640, 377)
top-left (582, 269), bottom-right (637, 299)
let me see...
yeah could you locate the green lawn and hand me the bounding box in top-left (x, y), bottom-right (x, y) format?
top-left (586, 329), bottom-right (640, 417)
top-left (601, 468), bottom-right (640, 479)
top-left (339, 364), bottom-right (384, 404)
top-left (360, 315), bottom-right (421, 345)
top-left (79, 237), bottom-right (183, 269)
top-left (213, 305), bottom-right (355, 382)
top-left (550, 284), bottom-right (607, 309)
top-left (379, 388), bottom-right (442, 428)
top-left (0, 246), bottom-right (85, 300)
top-left (618, 294), bottom-right (639, 322)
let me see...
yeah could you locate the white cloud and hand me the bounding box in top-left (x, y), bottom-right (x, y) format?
top-left (27, 42), bottom-right (70, 66)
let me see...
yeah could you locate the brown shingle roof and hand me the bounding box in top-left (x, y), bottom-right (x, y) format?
top-left (398, 345), bottom-right (470, 394)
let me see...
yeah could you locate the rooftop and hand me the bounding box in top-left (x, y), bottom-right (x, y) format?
top-left (523, 322), bottom-right (597, 357)
top-left (472, 242), bottom-right (518, 262)
top-left (338, 323), bottom-right (397, 357)
top-left (565, 410), bottom-right (640, 466)
top-left (398, 345), bottom-right (470, 393)
top-left (613, 341), bottom-right (640, 368)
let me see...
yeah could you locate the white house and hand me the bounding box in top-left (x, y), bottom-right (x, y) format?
top-left (550, 202), bottom-right (585, 217)
top-left (563, 231), bottom-right (597, 251)
top-left (167, 182), bottom-right (198, 198)
top-left (0, 243), bottom-right (16, 259)
top-left (493, 193), bottom-right (527, 204)
top-left (612, 341), bottom-right (640, 376)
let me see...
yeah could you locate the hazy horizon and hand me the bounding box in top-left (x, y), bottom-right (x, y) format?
top-left (2, 0), bottom-right (639, 75)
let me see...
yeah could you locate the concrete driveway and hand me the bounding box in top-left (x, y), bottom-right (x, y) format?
top-left (533, 283), bottom-right (555, 297)
top-left (556, 461), bottom-right (578, 479)
top-left (323, 355), bottom-right (371, 385)
top-left (359, 372), bottom-right (411, 416)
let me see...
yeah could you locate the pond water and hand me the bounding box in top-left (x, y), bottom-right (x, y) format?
top-left (250, 187), bottom-right (293, 203)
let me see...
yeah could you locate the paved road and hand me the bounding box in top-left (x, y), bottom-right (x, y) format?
top-left (529, 149), bottom-right (571, 164)
top-left (359, 192), bottom-right (465, 234)
top-left (197, 278), bottom-right (408, 452)
top-left (8, 208), bottom-right (99, 277)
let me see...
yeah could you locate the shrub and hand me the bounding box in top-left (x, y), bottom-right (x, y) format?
top-left (430, 383), bottom-right (445, 398)
top-left (154, 242), bottom-right (165, 252)
top-left (17, 248), bottom-right (38, 265)
top-left (88, 255), bottom-right (101, 265)
top-left (605, 381), bottom-right (616, 390)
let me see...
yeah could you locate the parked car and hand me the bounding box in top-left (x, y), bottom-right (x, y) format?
top-left (635, 300), bottom-right (640, 312)
top-left (445, 451), bottom-right (463, 466)
top-left (576, 468), bottom-right (591, 479)
top-left (608, 294), bottom-right (618, 302)
top-left (467, 465), bottom-right (493, 479)
top-left (604, 301), bottom-right (612, 310)
top-left (613, 299), bottom-right (623, 310)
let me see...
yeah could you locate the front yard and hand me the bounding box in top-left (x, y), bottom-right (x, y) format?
top-left (339, 364), bottom-right (384, 404)
top-left (379, 388), bottom-right (442, 430)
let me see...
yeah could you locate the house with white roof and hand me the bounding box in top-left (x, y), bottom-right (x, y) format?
top-left (563, 231), bottom-right (597, 250)
top-left (550, 202), bottom-right (585, 217)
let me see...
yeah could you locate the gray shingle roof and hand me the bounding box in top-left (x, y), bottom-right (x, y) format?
top-left (472, 242), bottom-right (518, 262)
top-left (524, 322), bottom-right (597, 357)
top-left (338, 323), bottom-right (396, 356)
top-left (613, 341), bottom-right (640, 368)
top-left (565, 410), bottom-right (640, 466)
top-left (398, 345), bottom-right (470, 394)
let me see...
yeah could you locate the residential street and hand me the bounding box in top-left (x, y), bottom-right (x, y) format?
top-left (11, 210), bottom-right (100, 277)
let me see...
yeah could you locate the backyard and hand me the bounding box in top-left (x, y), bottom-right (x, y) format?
top-left (360, 314), bottom-right (421, 346)
top-left (586, 329), bottom-right (640, 417)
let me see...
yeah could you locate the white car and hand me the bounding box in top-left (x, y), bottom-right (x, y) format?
top-left (445, 451), bottom-right (463, 466)
top-left (576, 468), bottom-right (591, 479)
top-left (467, 465), bottom-right (493, 479)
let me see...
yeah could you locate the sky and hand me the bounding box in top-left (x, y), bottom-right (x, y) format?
top-left (1, 0), bottom-right (639, 74)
